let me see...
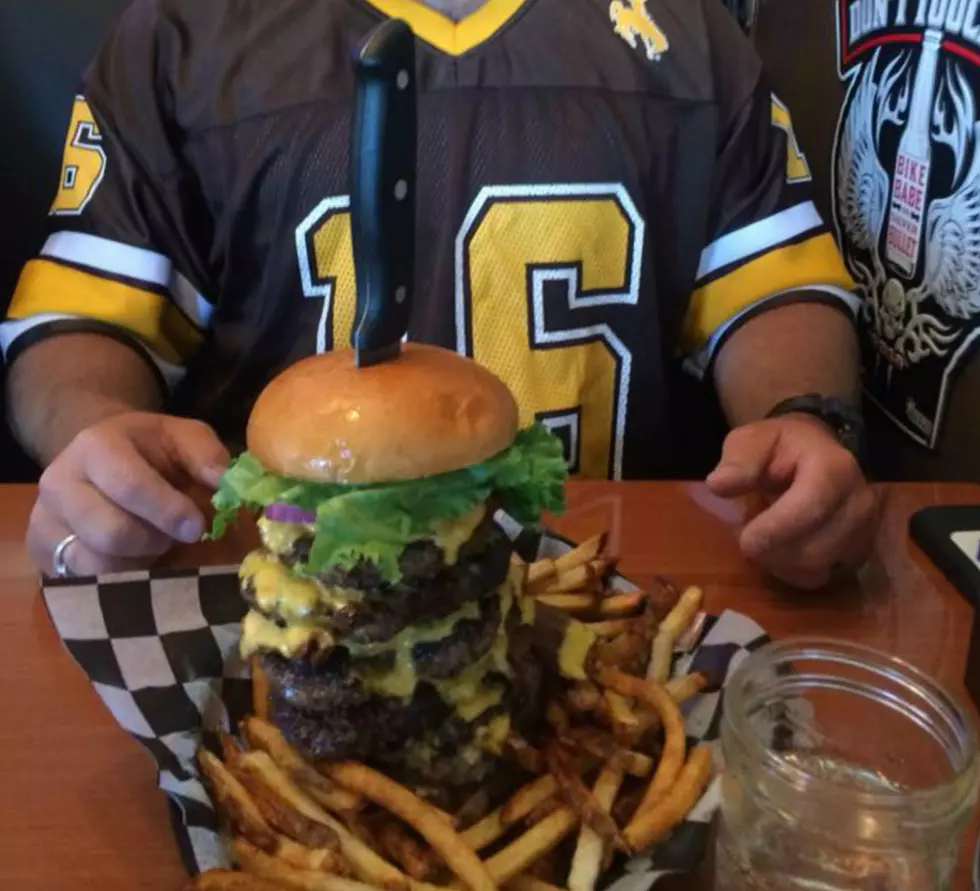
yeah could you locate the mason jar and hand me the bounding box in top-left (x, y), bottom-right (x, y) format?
top-left (716, 638), bottom-right (980, 891)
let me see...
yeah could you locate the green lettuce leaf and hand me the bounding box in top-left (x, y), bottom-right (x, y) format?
top-left (207, 423), bottom-right (567, 580)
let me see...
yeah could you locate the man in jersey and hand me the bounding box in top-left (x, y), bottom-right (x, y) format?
top-left (753, 0), bottom-right (980, 482)
top-left (2, 0), bottom-right (876, 589)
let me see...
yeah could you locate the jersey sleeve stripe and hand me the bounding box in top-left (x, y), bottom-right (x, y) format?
top-left (681, 232), bottom-right (857, 352)
top-left (682, 284), bottom-right (861, 380)
top-left (695, 201), bottom-right (823, 282)
top-left (3, 258), bottom-right (204, 365)
top-left (0, 313), bottom-right (185, 390)
top-left (40, 231), bottom-right (213, 329)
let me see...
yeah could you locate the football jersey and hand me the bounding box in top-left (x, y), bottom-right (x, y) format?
top-left (755, 0), bottom-right (980, 482)
top-left (1, 0), bottom-right (855, 480)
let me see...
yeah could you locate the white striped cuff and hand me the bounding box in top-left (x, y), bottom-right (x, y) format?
top-left (0, 313), bottom-right (187, 389)
top-left (696, 202), bottom-right (824, 282)
top-left (40, 231), bottom-right (213, 329)
top-left (683, 284), bottom-right (861, 380)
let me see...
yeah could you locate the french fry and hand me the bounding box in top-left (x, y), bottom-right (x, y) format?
top-left (526, 559), bottom-right (557, 590)
top-left (541, 563), bottom-right (592, 594)
top-left (544, 740), bottom-right (626, 852)
top-left (561, 727), bottom-right (654, 778)
top-left (525, 796), bottom-right (563, 826)
top-left (601, 690), bottom-right (641, 743)
top-left (554, 533), bottom-right (607, 574)
top-left (622, 746), bottom-right (713, 853)
top-left (189, 869), bottom-right (286, 891)
top-left (379, 821), bottom-right (439, 882)
top-left (483, 807), bottom-right (580, 886)
top-left (633, 673), bottom-right (708, 738)
top-left (323, 762), bottom-right (497, 891)
top-left (276, 836), bottom-right (352, 875)
top-left (593, 667), bottom-right (686, 825)
top-left (568, 763), bottom-right (627, 891)
top-left (237, 766), bottom-right (339, 851)
top-left (597, 592), bottom-right (645, 618)
top-left (585, 620), bottom-right (631, 638)
top-left (660, 586), bottom-right (704, 639)
top-left (499, 775), bottom-right (560, 827)
top-left (460, 775), bottom-right (559, 852)
top-left (197, 750), bottom-right (277, 853)
top-left (647, 586), bottom-right (703, 682)
top-left (242, 717), bottom-right (363, 814)
top-left (220, 730), bottom-right (245, 765)
top-left (251, 657), bottom-right (270, 722)
top-left (587, 558), bottom-right (615, 579)
top-left (535, 593), bottom-right (595, 614)
top-left (236, 751), bottom-right (408, 891)
top-left (235, 837), bottom-right (389, 891)
top-left (666, 672), bottom-right (708, 702)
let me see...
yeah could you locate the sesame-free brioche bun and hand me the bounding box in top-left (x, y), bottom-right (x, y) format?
top-left (247, 344), bottom-right (519, 484)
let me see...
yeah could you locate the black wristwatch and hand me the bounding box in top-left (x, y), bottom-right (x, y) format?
top-left (766, 393), bottom-right (865, 461)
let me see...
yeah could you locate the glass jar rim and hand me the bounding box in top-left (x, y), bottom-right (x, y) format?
top-left (723, 636), bottom-right (980, 821)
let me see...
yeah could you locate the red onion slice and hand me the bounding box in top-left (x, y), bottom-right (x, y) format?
top-left (264, 503), bottom-right (316, 524)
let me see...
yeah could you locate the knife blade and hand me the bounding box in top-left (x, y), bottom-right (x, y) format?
top-left (349, 18), bottom-right (417, 368)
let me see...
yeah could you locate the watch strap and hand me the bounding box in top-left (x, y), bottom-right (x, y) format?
top-left (766, 393), bottom-right (865, 460)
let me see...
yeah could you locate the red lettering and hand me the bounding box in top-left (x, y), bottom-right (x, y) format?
top-left (896, 155), bottom-right (906, 177)
top-left (918, 163), bottom-right (927, 187)
top-left (910, 185), bottom-right (923, 212)
top-left (887, 225), bottom-right (915, 259)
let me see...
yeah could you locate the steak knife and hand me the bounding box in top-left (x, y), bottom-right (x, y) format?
top-left (349, 18), bottom-right (417, 367)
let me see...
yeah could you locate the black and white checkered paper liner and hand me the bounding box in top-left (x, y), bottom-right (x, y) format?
top-left (41, 520), bottom-right (769, 886)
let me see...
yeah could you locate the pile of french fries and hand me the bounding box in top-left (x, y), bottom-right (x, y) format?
top-left (190, 534), bottom-right (714, 891)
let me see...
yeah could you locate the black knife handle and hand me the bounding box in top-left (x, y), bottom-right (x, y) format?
top-left (349, 19), bottom-right (417, 361)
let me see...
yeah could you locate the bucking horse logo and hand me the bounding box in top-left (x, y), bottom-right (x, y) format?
top-left (609, 0), bottom-right (669, 61)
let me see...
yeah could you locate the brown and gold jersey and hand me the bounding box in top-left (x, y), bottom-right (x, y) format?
top-left (1, 0), bottom-right (854, 479)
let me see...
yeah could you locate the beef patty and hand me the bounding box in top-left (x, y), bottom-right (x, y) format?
top-left (264, 622), bottom-right (543, 785)
top-left (245, 511), bottom-right (512, 644)
top-left (260, 591), bottom-right (503, 715)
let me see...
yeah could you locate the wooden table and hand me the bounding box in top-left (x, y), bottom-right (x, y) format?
top-left (0, 481), bottom-right (977, 890)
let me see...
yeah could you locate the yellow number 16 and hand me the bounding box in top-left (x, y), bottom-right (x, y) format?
top-left (296, 184), bottom-right (643, 479)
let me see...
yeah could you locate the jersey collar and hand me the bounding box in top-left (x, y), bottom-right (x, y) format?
top-left (359, 0), bottom-right (528, 55)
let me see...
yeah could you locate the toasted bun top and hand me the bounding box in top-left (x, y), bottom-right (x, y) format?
top-left (247, 344), bottom-right (520, 483)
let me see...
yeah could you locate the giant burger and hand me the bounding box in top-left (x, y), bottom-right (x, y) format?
top-left (210, 344), bottom-right (567, 795)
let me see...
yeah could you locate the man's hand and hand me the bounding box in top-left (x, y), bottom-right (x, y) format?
top-left (27, 412), bottom-right (230, 577)
top-left (705, 415), bottom-right (877, 589)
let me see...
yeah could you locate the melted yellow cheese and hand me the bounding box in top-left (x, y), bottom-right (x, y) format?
top-left (239, 610), bottom-right (333, 659)
top-left (257, 517), bottom-right (315, 556)
top-left (240, 551), bottom-right (363, 626)
top-left (348, 598), bottom-right (482, 698)
top-left (432, 629), bottom-right (510, 720)
top-left (475, 714), bottom-right (512, 755)
top-left (558, 619), bottom-right (597, 681)
top-left (351, 581), bottom-right (515, 723)
top-left (431, 504), bottom-right (487, 565)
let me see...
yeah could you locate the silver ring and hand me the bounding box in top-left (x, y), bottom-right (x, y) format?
top-left (52, 533), bottom-right (80, 579)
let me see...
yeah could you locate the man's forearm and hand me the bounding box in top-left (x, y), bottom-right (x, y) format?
top-left (712, 302), bottom-right (861, 428)
top-left (7, 333), bottom-right (164, 467)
